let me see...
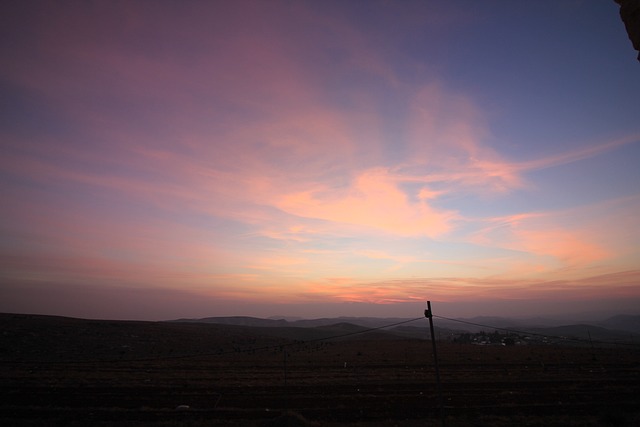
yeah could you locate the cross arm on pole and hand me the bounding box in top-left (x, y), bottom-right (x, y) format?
top-left (425, 300), bottom-right (433, 318)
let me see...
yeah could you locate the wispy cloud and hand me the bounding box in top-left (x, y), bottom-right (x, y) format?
top-left (516, 134), bottom-right (640, 172)
top-left (299, 269), bottom-right (640, 305)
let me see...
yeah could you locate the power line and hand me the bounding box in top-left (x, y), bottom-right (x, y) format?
top-left (293, 316), bottom-right (425, 345)
top-left (10, 317), bottom-right (427, 365)
top-left (157, 316), bottom-right (426, 361)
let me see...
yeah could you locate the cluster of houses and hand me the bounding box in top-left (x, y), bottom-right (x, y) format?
top-left (451, 331), bottom-right (551, 346)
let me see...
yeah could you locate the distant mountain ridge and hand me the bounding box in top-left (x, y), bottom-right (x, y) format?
top-left (172, 314), bottom-right (640, 339)
top-left (172, 315), bottom-right (423, 329)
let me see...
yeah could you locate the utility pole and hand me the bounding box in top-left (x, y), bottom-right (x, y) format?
top-left (425, 301), bottom-right (445, 427)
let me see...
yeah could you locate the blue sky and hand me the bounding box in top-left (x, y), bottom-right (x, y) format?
top-left (1, 0), bottom-right (639, 320)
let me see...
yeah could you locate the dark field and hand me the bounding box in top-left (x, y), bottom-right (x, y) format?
top-left (2, 314), bottom-right (639, 426)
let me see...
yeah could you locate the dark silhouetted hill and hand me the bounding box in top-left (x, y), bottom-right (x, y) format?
top-left (0, 313), bottom-right (289, 363)
top-left (597, 314), bottom-right (640, 334)
top-left (3, 312), bottom-right (638, 364)
top-left (173, 315), bottom-right (289, 327)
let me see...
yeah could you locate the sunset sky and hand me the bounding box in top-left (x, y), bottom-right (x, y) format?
top-left (1, 1), bottom-right (639, 321)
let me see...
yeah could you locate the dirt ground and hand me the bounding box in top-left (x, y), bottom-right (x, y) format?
top-left (3, 339), bottom-right (640, 426)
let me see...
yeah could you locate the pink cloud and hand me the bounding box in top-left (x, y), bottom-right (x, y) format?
top-left (298, 270), bottom-right (640, 306)
top-left (513, 228), bottom-right (609, 267)
top-left (469, 211), bottom-right (610, 272)
top-left (276, 168), bottom-right (458, 237)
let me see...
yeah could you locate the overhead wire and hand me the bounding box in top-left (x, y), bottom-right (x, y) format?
top-left (153, 316), bottom-right (427, 361)
top-left (11, 317), bottom-right (427, 365)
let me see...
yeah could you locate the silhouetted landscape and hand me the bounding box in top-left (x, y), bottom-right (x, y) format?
top-left (2, 312), bottom-right (639, 426)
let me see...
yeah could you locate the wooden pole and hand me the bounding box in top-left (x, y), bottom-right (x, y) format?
top-left (425, 301), bottom-right (445, 427)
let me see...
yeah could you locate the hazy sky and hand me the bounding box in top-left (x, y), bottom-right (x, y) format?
top-left (1, 0), bottom-right (639, 321)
